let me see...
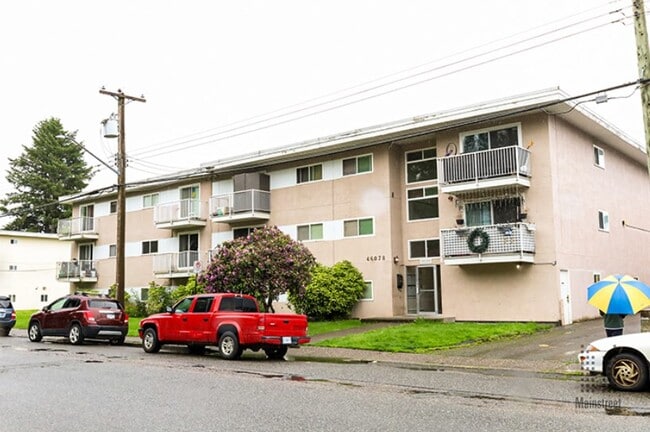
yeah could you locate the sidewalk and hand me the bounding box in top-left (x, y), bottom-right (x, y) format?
top-left (13, 316), bottom-right (637, 375)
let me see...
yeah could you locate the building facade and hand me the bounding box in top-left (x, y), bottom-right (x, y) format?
top-left (0, 230), bottom-right (72, 309)
top-left (58, 89), bottom-right (650, 324)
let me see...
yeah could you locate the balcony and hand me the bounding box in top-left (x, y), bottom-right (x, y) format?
top-left (57, 217), bottom-right (99, 241)
top-left (152, 251), bottom-right (200, 279)
top-left (210, 190), bottom-right (271, 224)
top-left (441, 222), bottom-right (535, 265)
top-left (154, 199), bottom-right (207, 229)
top-left (56, 260), bottom-right (98, 283)
top-left (438, 146), bottom-right (531, 195)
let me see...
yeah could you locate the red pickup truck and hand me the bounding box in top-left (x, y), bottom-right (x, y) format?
top-left (138, 293), bottom-right (310, 360)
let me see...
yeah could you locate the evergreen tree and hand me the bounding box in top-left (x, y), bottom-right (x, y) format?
top-left (0, 118), bottom-right (94, 232)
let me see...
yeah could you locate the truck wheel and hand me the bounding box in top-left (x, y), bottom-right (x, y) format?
top-left (68, 323), bottom-right (84, 345)
top-left (218, 331), bottom-right (242, 360)
top-left (606, 352), bottom-right (649, 391)
top-left (142, 328), bottom-right (161, 353)
top-left (264, 345), bottom-right (288, 360)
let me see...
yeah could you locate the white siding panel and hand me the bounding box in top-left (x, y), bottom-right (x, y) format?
top-left (213, 179), bottom-right (234, 195)
top-left (212, 231), bottom-right (233, 248)
top-left (269, 167), bottom-right (295, 190)
top-left (158, 237), bottom-right (178, 253)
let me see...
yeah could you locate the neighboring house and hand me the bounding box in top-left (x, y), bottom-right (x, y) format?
top-left (0, 230), bottom-right (72, 309)
top-left (58, 88), bottom-right (650, 324)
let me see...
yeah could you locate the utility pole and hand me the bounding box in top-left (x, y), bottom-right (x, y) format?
top-left (632, 0), bottom-right (650, 174)
top-left (99, 88), bottom-right (146, 306)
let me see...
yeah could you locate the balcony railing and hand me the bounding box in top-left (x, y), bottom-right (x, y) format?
top-left (210, 189), bottom-right (271, 223)
top-left (56, 260), bottom-right (98, 282)
top-left (152, 251), bottom-right (200, 278)
top-left (154, 199), bottom-right (207, 229)
top-left (441, 222), bottom-right (535, 265)
top-left (57, 217), bottom-right (99, 241)
top-left (438, 146), bottom-right (531, 193)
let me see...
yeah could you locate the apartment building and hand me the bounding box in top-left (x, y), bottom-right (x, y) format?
top-left (0, 230), bottom-right (72, 309)
top-left (58, 88), bottom-right (650, 324)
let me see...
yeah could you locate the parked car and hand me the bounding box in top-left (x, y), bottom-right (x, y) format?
top-left (28, 294), bottom-right (128, 345)
top-left (138, 293), bottom-right (310, 359)
top-left (0, 296), bottom-right (16, 336)
top-left (578, 332), bottom-right (650, 391)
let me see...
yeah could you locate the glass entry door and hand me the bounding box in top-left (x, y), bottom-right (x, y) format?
top-left (406, 265), bottom-right (441, 314)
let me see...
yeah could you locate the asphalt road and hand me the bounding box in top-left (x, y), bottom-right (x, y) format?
top-left (2, 334), bottom-right (650, 431)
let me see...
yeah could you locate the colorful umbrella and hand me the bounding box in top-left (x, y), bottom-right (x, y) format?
top-left (587, 274), bottom-right (650, 315)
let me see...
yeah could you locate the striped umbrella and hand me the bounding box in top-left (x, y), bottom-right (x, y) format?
top-left (587, 274), bottom-right (650, 315)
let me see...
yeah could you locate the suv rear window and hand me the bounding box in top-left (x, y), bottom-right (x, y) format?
top-left (0, 300), bottom-right (11, 308)
top-left (88, 300), bottom-right (120, 310)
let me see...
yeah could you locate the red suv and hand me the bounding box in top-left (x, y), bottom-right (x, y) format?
top-left (28, 294), bottom-right (128, 345)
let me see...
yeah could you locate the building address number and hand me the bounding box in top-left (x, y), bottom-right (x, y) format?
top-left (366, 255), bottom-right (386, 262)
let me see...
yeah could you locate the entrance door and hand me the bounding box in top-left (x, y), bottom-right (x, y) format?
top-left (406, 266), bottom-right (441, 314)
top-left (560, 269), bottom-right (573, 325)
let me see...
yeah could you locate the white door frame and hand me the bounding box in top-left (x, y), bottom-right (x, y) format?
top-left (560, 269), bottom-right (573, 325)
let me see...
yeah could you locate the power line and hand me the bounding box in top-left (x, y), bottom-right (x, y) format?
top-left (129, 2), bottom-right (631, 160)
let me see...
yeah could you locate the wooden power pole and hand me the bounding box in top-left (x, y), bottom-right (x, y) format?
top-left (633, 0), bottom-right (650, 174)
top-left (99, 88), bottom-right (146, 306)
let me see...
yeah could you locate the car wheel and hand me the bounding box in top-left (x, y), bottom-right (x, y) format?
top-left (142, 328), bottom-right (161, 353)
top-left (28, 322), bottom-right (42, 342)
top-left (68, 323), bottom-right (84, 345)
top-left (0, 328), bottom-right (9, 337)
top-left (606, 352), bottom-right (649, 391)
top-left (110, 336), bottom-right (126, 346)
top-left (218, 331), bottom-right (242, 360)
top-left (264, 345), bottom-right (288, 360)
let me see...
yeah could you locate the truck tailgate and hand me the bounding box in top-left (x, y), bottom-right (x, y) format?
top-left (262, 313), bottom-right (309, 344)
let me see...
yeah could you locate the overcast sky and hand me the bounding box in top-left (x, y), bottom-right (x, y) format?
top-left (0, 1), bottom-right (645, 209)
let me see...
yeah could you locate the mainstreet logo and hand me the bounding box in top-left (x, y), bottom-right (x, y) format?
top-left (575, 397), bottom-right (622, 410)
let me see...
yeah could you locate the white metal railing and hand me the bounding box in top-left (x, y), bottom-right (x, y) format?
top-left (152, 251), bottom-right (200, 274)
top-left (57, 217), bottom-right (97, 237)
top-left (439, 146), bottom-right (531, 185)
top-left (154, 199), bottom-right (204, 224)
top-left (210, 189), bottom-right (271, 217)
top-left (56, 260), bottom-right (98, 279)
top-left (441, 222), bottom-right (535, 259)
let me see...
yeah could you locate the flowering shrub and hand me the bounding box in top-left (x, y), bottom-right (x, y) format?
top-left (198, 225), bottom-right (316, 312)
top-left (289, 260), bottom-right (365, 320)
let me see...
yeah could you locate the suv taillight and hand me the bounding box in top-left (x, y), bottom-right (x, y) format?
top-left (124, 313), bottom-right (129, 324)
top-left (11, 311), bottom-right (16, 320)
top-left (84, 311), bottom-right (96, 323)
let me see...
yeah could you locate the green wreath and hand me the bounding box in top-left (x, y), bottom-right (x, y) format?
top-left (467, 228), bottom-right (489, 253)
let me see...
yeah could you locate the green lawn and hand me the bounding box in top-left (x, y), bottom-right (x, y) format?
top-left (307, 319), bottom-right (364, 336)
top-left (313, 320), bottom-right (552, 353)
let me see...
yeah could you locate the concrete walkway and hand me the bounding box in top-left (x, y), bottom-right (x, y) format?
top-left (12, 316), bottom-right (641, 375)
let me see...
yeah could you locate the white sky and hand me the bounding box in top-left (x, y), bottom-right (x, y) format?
top-left (0, 0), bottom-right (645, 211)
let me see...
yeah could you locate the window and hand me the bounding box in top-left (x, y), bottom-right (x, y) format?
top-left (361, 281), bottom-right (373, 300)
top-left (142, 240), bottom-right (158, 255)
top-left (598, 210), bottom-right (609, 231)
top-left (143, 193), bottom-right (160, 208)
top-left (296, 164), bottom-right (322, 183)
top-left (109, 244), bottom-right (117, 257)
top-left (407, 187), bottom-right (438, 221)
top-left (10, 238), bottom-right (17, 244)
top-left (174, 297), bottom-right (193, 313)
top-left (461, 125), bottom-right (519, 153)
top-left (140, 288), bottom-right (149, 301)
top-left (110, 201), bottom-right (117, 213)
top-left (344, 218), bottom-right (374, 237)
top-left (406, 148), bottom-right (437, 183)
top-left (8, 294), bottom-right (16, 302)
top-left (409, 239), bottom-right (440, 259)
top-left (593, 273), bottom-right (601, 283)
top-left (343, 155), bottom-right (373, 176)
top-left (465, 198), bottom-right (521, 226)
top-left (297, 223), bottom-right (323, 241)
top-left (593, 145), bottom-right (605, 168)
top-left (9, 265), bottom-right (17, 271)
top-left (193, 297), bottom-right (214, 313)
top-left (233, 227), bottom-right (260, 239)
top-left (40, 294), bottom-right (48, 303)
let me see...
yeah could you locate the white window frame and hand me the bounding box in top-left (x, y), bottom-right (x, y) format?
top-left (407, 186), bottom-right (439, 221)
top-left (408, 238), bottom-right (441, 259)
top-left (598, 210), bottom-right (609, 232)
top-left (342, 154), bottom-right (373, 176)
top-left (142, 240), bottom-right (159, 255)
top-left (143, 193), bottom-right (160, 208)
top-left (459, 123), bottom-right (522, 153)
top-left (296, 164), bottom-right (323, 184)
top-left (360, 280), bottom-right (374, 301)
top-left (593, 145), bottom-right (605, 169)
top-left (109, 244), bottom-right (117, 257)
top-left (297, 223), bottom-right (324, 241)
top-left (405, 147), bottom-right (437, 184)
top-left (343, 217), bottom-right (375, 238)
top-left (9, 265), bottom-right (17, 271)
